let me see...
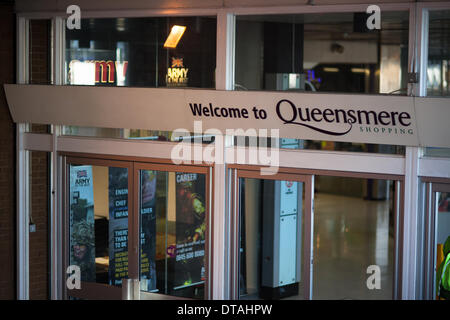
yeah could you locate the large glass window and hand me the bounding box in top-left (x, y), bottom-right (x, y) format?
top-left (235, 12), bottom-right (409, 95)
top-left (423, 10), bottom-right (450, 158)
top-left (63, 16), bottom-right (216, 141)
top-left (427, 10), bottom-right (450, 97)
top-left (65, 16), bottom-right (216, 88)
top-left (234, 11), bottom-right (409, 155)
top-left (62, 125), bottom-right (215, 144)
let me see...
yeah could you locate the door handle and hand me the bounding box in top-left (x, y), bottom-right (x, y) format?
top-left (122, 278), bottom-right (141, 300)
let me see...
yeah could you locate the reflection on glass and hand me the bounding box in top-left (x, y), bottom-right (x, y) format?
top-left (139, 170), bottom-right (206, 299)
top-left (69, 164), bottom-right (129, 286)
top-left (62, 126), bottom-right (216, 144)
top-left (424, 147), bottom-right (450, 158)
top-left (63, 126), bottom-right (172, 141)
top-left (235, 12), bottom-right (409, 94)
top-left (427, 10), bottom-right (450, 96)
top-left (233, 136), bottom-right (405, 155)
top-left (436, 192), bottom-right (450, 300)
top-left (65, 17), bottom-right (216, 88)
top-left (313, 176), bottom-right (394, 299)
top-left (239, 178), bottom-right (304, 300)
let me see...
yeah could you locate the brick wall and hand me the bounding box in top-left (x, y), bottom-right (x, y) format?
top-left (0, 2), bottom-right (16, 300)
top-left (30, 20), bottom-right (50, 86)
top-left (29, 151), bottom-right (49, 300)
top-left (30, 19), bottom-right (51, 134)
top-left (29, 19), bottom-right (51, 300)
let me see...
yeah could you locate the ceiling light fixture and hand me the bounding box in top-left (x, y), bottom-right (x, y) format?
top-left (164, 25), bottom-right (186, 49)
top-left (323, 67), bottom-right (339, 73)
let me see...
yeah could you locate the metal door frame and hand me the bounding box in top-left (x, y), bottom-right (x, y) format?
top-left (62, 153), bottom-right (213, 300)
top-left (133, 161), bottom-right (212, 300)
top-left (229, 164), bottom-right (404, 300)
top-left (229, 165), bottom-right (314, 300)
top-left (422, 177), bottom-right (450, 300)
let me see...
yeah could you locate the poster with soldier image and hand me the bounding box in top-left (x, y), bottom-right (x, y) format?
top-left (139, 170), bottom-right (158, 292)
top-left (108, 167), bottom-right (129, 286)
top-left (69, 165), bottom-right (96, 283)
top-left (174, 173), bottom-right (206, 291)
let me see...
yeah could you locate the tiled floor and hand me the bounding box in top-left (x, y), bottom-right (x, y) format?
top-left (312, 193), bottom-right (394, 300)
top-left (241, 192), bottom-right (395, 300)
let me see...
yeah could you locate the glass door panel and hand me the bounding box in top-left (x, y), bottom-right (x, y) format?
top-left (418, 181), bottom-right (450, 300)
top-left (66, 158), bottom-right (210, 300)
top-left (435, 191), bottom-right (450, 300)
top-left (68, 163), bottom-right (130, 288)
top-left (233, 170), bottom-right (313, 300)
top-left (138, 168), bottom-right (208, 299)
top-left (238, 177), bottom-right (306, 300)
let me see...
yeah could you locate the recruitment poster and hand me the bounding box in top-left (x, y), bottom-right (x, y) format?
top-left (108, 167), bottom-right (129, 286)
top-left (140, 170), bottom-right (157, 292)
top-left (174, 173), bottom-right (206, 291)
top-left (69, 165), bottom-right (96, 283)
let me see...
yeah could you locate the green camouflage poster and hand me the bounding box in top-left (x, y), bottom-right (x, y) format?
top-left (69, 165), bottom-right (96, 282)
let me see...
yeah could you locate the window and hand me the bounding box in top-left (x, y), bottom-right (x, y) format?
top-left (423, 9), bottom-right (450, 158)
top-left (66, 158), bottom-right (209, 300)
top-left (69, 164), bottom-right (130, 286)
top-left (235, 12), bottom-right (409, 95)
top-left (65, 17), bottom-right (216, 88)
top-left (427, 10), bottom-right (450, 97)
top-left (234, 11), bottom-right (409, 155)
top-left (139, 170), bottom-right (207, 299)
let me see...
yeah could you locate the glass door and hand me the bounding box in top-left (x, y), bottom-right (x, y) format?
top-left (230, 169), bottom-right (314, 300)
top-left (134, 163), bottom-right (210, 300)
top-left (231, 167), bottom-right (403, 300)
top-left (63, 156), bottom-right (211, 300)
top-left (424, 181), bottom-right (450, 300)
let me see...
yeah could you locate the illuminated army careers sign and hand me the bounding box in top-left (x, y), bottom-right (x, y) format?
top-left (166, 57), bottom-right (189, 87)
